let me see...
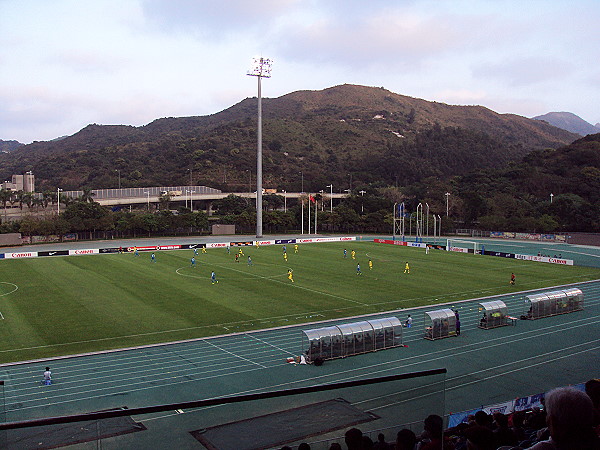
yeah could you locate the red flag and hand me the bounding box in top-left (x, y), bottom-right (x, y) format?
top-left (309, 195), bottom-right (315, 203)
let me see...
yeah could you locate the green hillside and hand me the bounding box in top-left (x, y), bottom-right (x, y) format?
top-left (0, 84), bottom-right (577, 192)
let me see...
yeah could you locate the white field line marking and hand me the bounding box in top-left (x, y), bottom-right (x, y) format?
top-left (364, 344), bottom-right (600, 412)
top-left (201, 260), bottom-right (370, 307)
top-left (5, 299), bottom-right (600, 388)
top-left (0, 282), bottom-right (18, 297)
top-left (0, 282), bottom-right (19, 320)
top-left (243, 332), bottom-right (295, 357)
top-left (7, 317), bottom-right (599, 412)
top-left (1, 278), bottom-right (596, 356)
top-left (203, 339), bottom-right (267, 369)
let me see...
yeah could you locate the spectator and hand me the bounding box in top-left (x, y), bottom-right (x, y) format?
top-left (585, 378), bottom-right (600, 436)
top-left (527, 386), bottom-right (600, 449)
top-left (462, 425), bottom-right (495, 450)
top-left (372, 432), bottom-right (391, 449)
top-left (473, 411), bottom-right (491, 428)
top-left (510, 410), bottom-right (528, 442)
top-left (492, 412), bottom-right (518, 447)
top-left (361, 435), bottom-right (374, 449)
top-left (345, 428), bottom-right (363, 450)
top-left (417, 414), bottom-right (452, 449)
top-left (298, 443), bottom-right (311, 450)
top-left (328, 443), bottom-right (342, 450)
top-left (396, 428), bottom-right (417, 450)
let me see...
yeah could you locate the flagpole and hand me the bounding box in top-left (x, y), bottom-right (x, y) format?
top-left (308, 196), bottom-right (311, 234)
top-left (301, 198), bottom-right (304, 235)
top-left (315, 197), bottom-right (318, 234)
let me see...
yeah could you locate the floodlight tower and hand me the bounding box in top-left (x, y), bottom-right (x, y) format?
top-left (247, 57), bottom-right (272, 238)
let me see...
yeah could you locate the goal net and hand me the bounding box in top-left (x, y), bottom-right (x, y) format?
top-left (446, 239), bottom-right (479, 254)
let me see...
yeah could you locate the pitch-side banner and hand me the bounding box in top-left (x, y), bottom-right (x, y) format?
top-left (68, 249), bottom-right (100, 255)
top-left (3, 251), bottom-right (39, 259)
top-left (514, 254), bottom-right (573, 265)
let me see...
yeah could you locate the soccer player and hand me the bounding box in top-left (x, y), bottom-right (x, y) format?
top-left (151, 253), bottom-right (156, 263)
top-left (343, 249), bottom-right (347, 258)
top-left (193, 248), bottom-right (198, 256)
top-left (425, 245), bottom-right (430, 255)
top-left (247, 256), bottom-right (253, 266)
top-left (287, 269), bottom-right (294, 283)
top-left (227, 245), bottom-right (230, 254)
top-left (191, 257), bottom-right (196, 267)
top-left (202, 247), bottom-right (207, 254)
top-left (282, 245), bottom-right (286, 253)
top-left (510, 273), bottom-right (516, 285)
top-left (405, 315), bottom-right (412, 328)
top-left (404, 262), bottom-right (410, 274)
top-left (356, 263), bottom-right (362, 275)
top-left (235, 253), bottom-right (240, 263)
top-left (255, 241), bottom-right (260, 248)
top-left (368, 259), bottom-right (373, 270)
top-left (283, 251), bottom-right (288, 262)
top-left (294, 244), bottom-right (298, 253)
top-left (351, 250), bottom-right (356, 260)
top-left (238, 248), bottom-right (244, 256)
top-left (134, 247), bottom-right (139, 257)
top-left (211, 271), bottom-right (219, 284)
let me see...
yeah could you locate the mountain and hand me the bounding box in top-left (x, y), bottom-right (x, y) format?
top-left (0, 139), bottom-right (24, 153)
top-left (0, 84), bottom-right (579, 192)
top-left (455, 133), bottom-right (600, 231)
top-left (533, 112), bottom-right (600, 136)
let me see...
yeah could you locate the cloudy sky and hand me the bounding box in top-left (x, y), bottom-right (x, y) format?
top-left (1, 0), bottom-right (598, 144)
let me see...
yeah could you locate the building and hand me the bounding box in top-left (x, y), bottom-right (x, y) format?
top-left (2, 171), bottom-right (35, 192)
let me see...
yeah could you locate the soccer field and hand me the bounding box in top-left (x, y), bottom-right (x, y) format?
top-left (1, 241), bottom-right (599, 363)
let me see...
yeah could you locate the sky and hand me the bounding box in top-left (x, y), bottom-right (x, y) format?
top-left (1, 0), bottom-right (599, 144)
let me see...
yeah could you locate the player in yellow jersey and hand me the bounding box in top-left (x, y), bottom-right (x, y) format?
top-left (368, 259), bottom-right (373, 270)
top-left (351, 250), bottom-right (356, 260)
top-left (283, 251), bottom-right (288, 262)
top-left (294, 244), bottom-right (298, 253)
top-left (202, 247), bottom-right (207, 254)
top-left (404, 262), bottom-right (410, 274)
top-left (287, 269), bottom-right (294, 283)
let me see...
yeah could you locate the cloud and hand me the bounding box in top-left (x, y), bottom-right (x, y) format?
top-left (472, 57), bottom-right (574, 87)
top-left (140, 0), bottom-right (301, 39)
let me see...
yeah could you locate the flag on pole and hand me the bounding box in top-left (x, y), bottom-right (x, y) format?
top-left (309, 195), bottom-right (316, 203)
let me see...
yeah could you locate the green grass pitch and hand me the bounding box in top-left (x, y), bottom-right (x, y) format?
top-left (0, 241), bottom-right (599, 363)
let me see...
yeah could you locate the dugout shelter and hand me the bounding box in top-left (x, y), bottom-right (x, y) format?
top-left (302, 317), bottom-right (403, 363)
top-left (478, 300), bottom-right (508, 329)
top-left (524, 288), bottom-right (583, 320)
top-left (424, 309), bottom-right (457, 340)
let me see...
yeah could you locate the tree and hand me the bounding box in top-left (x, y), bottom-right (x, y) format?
top-left (0, 189), bottom-right (12, 222)
top-left (79, 188), bottom-right (96, 203)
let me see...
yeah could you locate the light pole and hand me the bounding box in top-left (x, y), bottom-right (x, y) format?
top-left (326, 184), bottom-right (333, 212)
top-left (282, 190), bottom-right (287, 212)
top-left (359, 189), bottom-right (366, 213)
top-left (144, 191), bottom-right (150, 211)
top-left (299, 171), bottom-right (304, 193)
top-left (247, 56), bottom-right (272, 238)
top-left (550, 193), bottom-right (554, 203)
top-left (445, 192), bottom-right (451, 216)
top-left (348, 173), bottom-right (353, 191)
top-left (115, 170), bottom-right (121, 189)
top-left (57, 188), bottom-right (62, 214)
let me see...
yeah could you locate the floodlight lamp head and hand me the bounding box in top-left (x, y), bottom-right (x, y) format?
top-left (247, 57), bottom-right (273, 78)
